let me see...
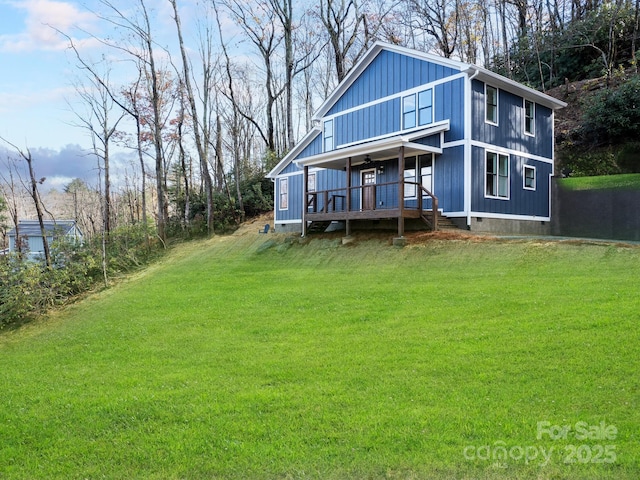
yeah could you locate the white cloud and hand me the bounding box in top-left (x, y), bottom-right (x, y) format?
top-left (0, 0), bottom-right (98, 53)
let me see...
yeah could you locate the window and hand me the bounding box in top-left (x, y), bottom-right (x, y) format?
top-left (524, 100), bottom-right (535, 135)
top-left (486, 85), bottom-right (498, 124)
top-left (402, 94), bottom-right (416, 129)
top-left (323, 119), bottom-right (334, 151)
top-left (279, 177), bottom-right (288, 210)
top-left (524, 165), bottom-right (536, 190)
top-left (486, 152), bottom-right (509, 198)
top-left (418, 89), bottom-right (433, 126)
top-left (307, 172), bottom-right (316, 192)
top-left (419, 154), bottom-right (433, 195)
top-left (404, 156), bottom-right (417, 198)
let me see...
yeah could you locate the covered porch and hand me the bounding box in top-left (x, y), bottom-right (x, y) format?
top-left (296, 125), bottom-right (448, 238)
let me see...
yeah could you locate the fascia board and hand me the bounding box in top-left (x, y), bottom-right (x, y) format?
top-left (266, 127), bottom-right (321, 178)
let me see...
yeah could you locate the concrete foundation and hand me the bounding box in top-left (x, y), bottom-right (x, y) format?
top-left (274, 223), bottom-right (302, 234)
top-left (469, 217), bottom-right (551, 235)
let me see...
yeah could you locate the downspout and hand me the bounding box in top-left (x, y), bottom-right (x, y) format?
top-left (464, 67), bottom-right (481, 230)
top-left (270, 178), bottom-right (276, 229)
top-left (302, 165), bottom-right (308, 237)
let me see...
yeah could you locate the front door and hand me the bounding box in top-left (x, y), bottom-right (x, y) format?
top-left (361, 169), bottom-right (376, 210)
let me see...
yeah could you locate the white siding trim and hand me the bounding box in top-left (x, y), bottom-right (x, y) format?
top-left (470, 140), bottom-right (554, 164)
top-left (321, 74), bottom-right (467, 123)
top-left (275, 219), bottom-right (303, 225)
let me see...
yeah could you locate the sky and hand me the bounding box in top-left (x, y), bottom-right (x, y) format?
top-left (0, 0), bottom-right (98, 188)
top-left (0, 0), bottom-right (210, 191)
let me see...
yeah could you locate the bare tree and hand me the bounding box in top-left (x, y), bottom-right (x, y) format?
top-left (57, 0), bottom-right (170, 242)
top-left (0, 157), bottom-right (23, 257)
top-left (404, 0), bottom-right (460, 58)
top-left (0, 139), bottom-right (51, 267)
top-left (86, 0), bottom-right (170, 243)
top-left (170, 0), bottom-right (215, 234)
top-left (71, 67), bottom-right (125, 236)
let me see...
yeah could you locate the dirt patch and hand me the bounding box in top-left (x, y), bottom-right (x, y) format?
top-left (405, 230), bottom-right (496, 244)
top-left (232, 212), bottom-right (274, 236)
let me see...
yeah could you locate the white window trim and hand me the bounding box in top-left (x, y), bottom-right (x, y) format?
top-left (485, 151), bottom-right (510, 200)
top-left (323, 119), bottom-right (334, 152)
top-left (523, 164), bottom-right (536, 191)
top-left (418, 88), bottom-right (434, 127)
top-left (485, 85), bottom-right (498, 126)
top-left (524, 99), bottom-right (535, 137)
top-left (279, 177), bottom-right (289, 210)
top-left (402, 94), bottom-right (417, 130)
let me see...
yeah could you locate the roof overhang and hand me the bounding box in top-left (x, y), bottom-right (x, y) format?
top-left (463, 66), bottom-right (567, 110)
top-left (266, 127), bottom-right (321, 179)
top-left (294, 121), bottom-right (448, 170)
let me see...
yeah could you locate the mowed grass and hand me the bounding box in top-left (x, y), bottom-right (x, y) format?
top-left (0, 231), bottom-right (639, 479)
top-left (558, 173), bottom-right (640, 191)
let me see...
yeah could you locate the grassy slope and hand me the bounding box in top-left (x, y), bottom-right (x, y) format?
top-left (0, 229), bottom-right (639, 479)
top-left (557, 173), bottom-right (640, 191)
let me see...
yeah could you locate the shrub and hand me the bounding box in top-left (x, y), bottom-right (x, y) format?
top-left (581, 76), bottom-right (640, 146)
top-left (0, 223), bottom-right (165, 328)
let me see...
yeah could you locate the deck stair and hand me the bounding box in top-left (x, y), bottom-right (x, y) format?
top-left (420, 212), bottom-right (459, 231)
top-left (306, 221), bottom-right (332, 234)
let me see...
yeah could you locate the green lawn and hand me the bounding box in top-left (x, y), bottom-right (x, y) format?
top-left (557, 173), bottom-right (640, 191)
top-left (1, 231), bottom-right (639, 479)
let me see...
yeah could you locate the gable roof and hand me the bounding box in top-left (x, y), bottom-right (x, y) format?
top-left (7, 220), bottom-right (80, 238)
top-left (267, 41), bottom-right (566, 179)
top-left (314, 41), bottom-right (566, 117)
top-left (266, 127), bottom-right (321, 179)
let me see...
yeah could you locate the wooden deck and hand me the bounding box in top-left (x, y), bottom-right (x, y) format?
top-left (304, 180), bottom-right (438, 235)
top-left (301, 148), bottom-right (438, 237)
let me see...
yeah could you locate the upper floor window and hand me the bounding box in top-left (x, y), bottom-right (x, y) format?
top-left (323, 119), bottom-right (334, 151)
top-left (524, 100), bottom-right (535, 135)
top-left (523, 165), bottom-right (536, 190)
top-left (403, 89), bottom-right (433, 130)
top-left (485, 85), bottom-right (498, 125)
top-left (279, 177), bottom-right (288, 210)
top-left (418, 89), bottom-right (433, 126)
top-left (486, 151), bottom-right (509, 199)
top-left (402, 94), bottom-right (416, 129)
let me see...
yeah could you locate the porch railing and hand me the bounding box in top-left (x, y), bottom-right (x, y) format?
top-left (306, 181), bottom-right (439, 231)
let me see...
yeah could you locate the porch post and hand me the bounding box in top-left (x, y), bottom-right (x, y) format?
top-left (397, 146), bottom-right (405, 238)
top-left (302, 165), bottom-right (308, 237)
top-left (346, 157), bottom-right (352, 237)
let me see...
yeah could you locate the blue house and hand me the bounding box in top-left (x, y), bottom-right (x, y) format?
top-left (267, 42), bottom-right (566, 237)
top-left (7, 220), bottom-right (83, 260)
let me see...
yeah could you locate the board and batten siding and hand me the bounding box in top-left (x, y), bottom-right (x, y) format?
top-left (435, 78), bottom-right (465, 143)
top-left (275, 172), bottom-right (302, 222)
top-left (325, 75), bottom-right (465, 151)
top-left (471, 80), bottom-right (554, 159)
top-left (296, 133), bottom-right (323, 161)
top-left (434, 146), bottom-right (465, 212)
top-left (275, 168), bottom-right (347, 223)
top-left (470, 146), bottom-right (552, 217)
top-left (327, 50), bottom-right (460, 116)
top-left (335, 98), bottom-right (401, 146)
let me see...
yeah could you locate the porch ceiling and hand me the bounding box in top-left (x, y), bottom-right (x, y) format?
top-left (294, 120), bottom-right (449, 170)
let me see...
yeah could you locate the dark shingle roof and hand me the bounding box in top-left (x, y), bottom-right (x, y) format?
top-left (7, 220), bottom-right (78, 237)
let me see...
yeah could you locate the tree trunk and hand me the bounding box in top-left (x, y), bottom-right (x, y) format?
top-left (170, 0), bottom-right (215, 234)
top-left (24, 149), bottom-right (52, 268)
